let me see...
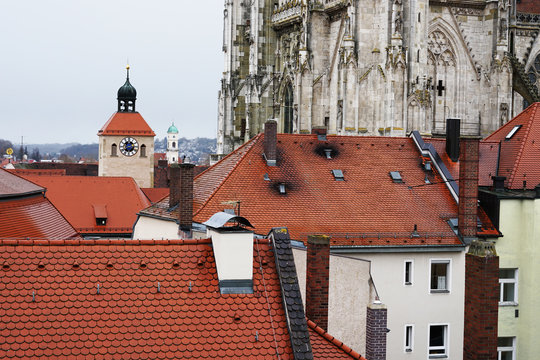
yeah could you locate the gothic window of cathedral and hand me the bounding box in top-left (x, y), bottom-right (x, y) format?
top-left (283, 84), bottom-right (293, 134)
top-left (526, 54), bottom-right (540, 92)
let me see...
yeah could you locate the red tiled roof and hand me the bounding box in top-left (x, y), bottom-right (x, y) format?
top-left (0, 195), bottom-right (80, 240)
top-left (0, 238), bottom-right (296, 359)
top-left (155, 152), bottom-right (167, 165)
top-left (425, 138), bottom-right (500, 187)
top-left (0, 168), bottom-right (43, 198)
top-left (141, 187), bottom-right (169, 203)
top-left (98, 112), bottom-right (155, 137)
top-left (485, 102), bottom-right (540, 189)
top-left (308, 320), bottom-right (366, 359)
top-left (19, 175), bottom-right (151, 235)
top-left (517, 0), bottom-right (540, 14)
top-left (144, 134), bottom-right (466, 246)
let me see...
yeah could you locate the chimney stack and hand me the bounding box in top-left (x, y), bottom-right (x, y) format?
top-left (205, 212), bottom-right (254, 294)
top-left (492, 176), bottom-right (506, 192)
top-left (458, 137), bottom-right (479, 244)
top-left (170, 163), bottom-right (194, 234)
top-left (446, 118), bottom-right (460, 162)
top-left (306, 234), bottom-right (330, 331)
top-left (366, 300), bottom-right (388, 360)
top-left (463, 240), bottom-right (499, 360)
top-left (264, 120), bottom-right (277, 166)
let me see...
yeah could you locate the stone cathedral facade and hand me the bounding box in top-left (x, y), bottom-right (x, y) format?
top-left (217, 0), bottom-right (540, 155)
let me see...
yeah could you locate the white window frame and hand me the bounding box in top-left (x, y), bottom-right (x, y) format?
top-left (404, 324), bottom-right (414, 353)
top-left (428, 323), bottom-right (449, 359)
top-left (497, 337), bottom-right (516, 360)
top-left (404, 260), bottom-right (413, 286)
top-left (499, 268), bottom-right (518, 306)
top-left (429, 259), bottom-right (451, 293)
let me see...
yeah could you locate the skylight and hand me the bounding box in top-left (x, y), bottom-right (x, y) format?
top-left (279, 183), bottom-right (286, 194)
top-left (389, 171), bottom-right (403, 183)
top-left (505, 125), bottom-right (522, 140)
top-left (332, 169), bottom-right (344, 181)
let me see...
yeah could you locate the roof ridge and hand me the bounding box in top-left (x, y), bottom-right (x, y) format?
top-left (486, 102), bottom-right (536, 141)
top-left (0, 238), bottom-right (213, 246)
top-left (193, 134), bottom-right (262, 217)
top-left (306, 319), bottom-right (365, 360)
top-left (508, 103), bottom-right (537, 187)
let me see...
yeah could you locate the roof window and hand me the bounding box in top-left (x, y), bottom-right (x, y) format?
top-left (332, 169), bottom-right (344, 181)
top-left (505, 125), bottom-right (522, 140)
top-left (279, 183), bottom-right (286, 194)
top-left (389, 171), bottom-right (403, 183)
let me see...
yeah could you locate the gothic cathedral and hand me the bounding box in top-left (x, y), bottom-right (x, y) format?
top-left (98, 67), bottom-right (155, 187)
top-left (217, 0), bottom-right (540, 154)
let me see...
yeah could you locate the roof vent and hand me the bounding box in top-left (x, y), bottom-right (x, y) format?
top-left (263, 173), bottom-right (270, 181)
top-left (324, 149), bottom-right (332, 159)
top-left (389, 171), bottom-right (403, 183)
top-left (505, 125), bottom-right (522, 140)
top-left (411, 224), bottom-right (420, 238)
top-left (332, 169), bottom-right (344, 181)
top-left (424, 161), bottom-right (432, 171)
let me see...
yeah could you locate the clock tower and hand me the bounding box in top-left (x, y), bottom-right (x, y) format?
top-left (98, 66), bottom-right (155, 187)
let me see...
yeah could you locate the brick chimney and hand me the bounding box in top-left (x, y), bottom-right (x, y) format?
top-left (463, 240), bottom-right (499, 360)
top-left (169, 163), bottom-right (194, 233)
top-left (458, 137), bottom-right (480, 244)
top-left (264, 120), bottom-right (277, 166)
top-left (305, 234), bottom-right (330, 331)
top-left (366, 300), bottom-right (388, 360)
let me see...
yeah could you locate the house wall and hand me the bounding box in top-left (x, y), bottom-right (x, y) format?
top-left (292, 248), bottom-right (374, 354)
top-left (345, 250), bottom-right (465, 360)
top-left (132, 216), bottom-right (179, 240)
top-left (497, 198), bottom-right (540, 359)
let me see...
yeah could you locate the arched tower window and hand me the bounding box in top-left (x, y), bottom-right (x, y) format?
top-left (172, 141), bottom-right (176, 149)
top-left (283, 83), bottom-right (293, 134)
top-left (140, 144), bottom-right (146, 157)
top-left (111, 144), bottom-right (117, 157)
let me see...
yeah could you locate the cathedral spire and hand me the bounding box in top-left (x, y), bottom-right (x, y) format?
top-left (117, 65), bottom-right (137, 112)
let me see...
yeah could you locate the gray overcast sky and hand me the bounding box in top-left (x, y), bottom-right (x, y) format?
top-left (0, 1), bottom-right (223, 145)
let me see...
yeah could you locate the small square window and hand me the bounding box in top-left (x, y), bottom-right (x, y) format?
top-left (430, 260), bottom-right (450, 293)
top-left (429, 324), bottom-right (448, 357)
top-left (497, 337), bottom-right (515, 360)
top-left (404, 261), bottom-right (413, 285)
top-left (499, 269), bottom-right (518, 305)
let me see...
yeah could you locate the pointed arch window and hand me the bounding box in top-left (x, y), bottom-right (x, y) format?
top-left (140, 144), bottom-right (146, 157)
top-left (111, 144), bottom-right (118, 157)
top-left (284, 84), bottom-right (293, 134)
top-left (526, 54), bottom-right (540, 93)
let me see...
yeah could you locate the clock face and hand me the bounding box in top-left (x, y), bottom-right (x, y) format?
top-left (119, 137), bottom-right (139, 156)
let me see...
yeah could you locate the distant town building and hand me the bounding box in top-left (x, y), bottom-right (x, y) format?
top-left (98, 66), bottom-right (155, 187)
top-left (166, 122), bottom-right (179, 164)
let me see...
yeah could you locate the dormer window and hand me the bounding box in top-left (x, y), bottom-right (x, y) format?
top-left (279, 183), bottom-right (286, 194)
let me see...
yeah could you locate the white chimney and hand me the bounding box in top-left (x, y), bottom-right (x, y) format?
top-left (204, 212), bottom-right (254, 294)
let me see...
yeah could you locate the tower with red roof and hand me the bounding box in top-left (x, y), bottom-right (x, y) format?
top-left (98, 66), bottom-right (155, 187)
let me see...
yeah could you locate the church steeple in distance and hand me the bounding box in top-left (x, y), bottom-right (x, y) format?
top-left (117, 65), bottom-right (137, 112)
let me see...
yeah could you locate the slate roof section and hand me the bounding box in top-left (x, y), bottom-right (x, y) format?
top-left (98, 112), bottom-right (155, 137)
top-left (307, 320), bottom-right (366, 359)
top-left (269, 227), bottom-right (313, 360)
top-left (0, 238), bottom-right (295, 359)
top-left (19, 175), bottom-right (151, 235)
top-left (485, 102), bottom-right (540, 189)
